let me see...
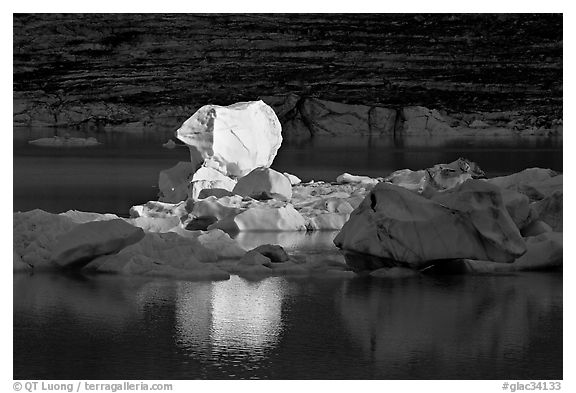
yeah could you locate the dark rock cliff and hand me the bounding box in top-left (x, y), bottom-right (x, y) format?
top-left (13, 13), bottom-right (562, 132)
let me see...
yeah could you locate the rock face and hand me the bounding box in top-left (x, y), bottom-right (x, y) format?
top-left (14, 15), bottom-right (561, 131)
top-left (158, 161), bottom-right (199, 203)
top-left (51, 219), bottom-right (145, 268)
top-left (399, 106), bottom-right (457, 136)
top-left (233, 167), bottom-right (293, 201)
top-left (176, 100), bottom-right (282, 177)
top-left (334, 181), bottom-right (526, 267)
top-left (297, 98), bottom-right (397, 136)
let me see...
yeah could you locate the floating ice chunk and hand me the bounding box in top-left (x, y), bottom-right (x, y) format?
top-left (176, 100), bottom-right (282, 177)
top-left (197, 188), bottom-right (236, 199)
top-left (188, 195), bottom-right (243, 220)
top-left (128, 216), bottom-right (181, 233)
top-left (486, 168), bottom-right (561, 201)
top-left (500, 189), bottom-right (532, 230)
top-left (51, 219), bottom-right (145, 268)
top-left (210, 204), bottom-right (307, 233)
top-left (521, 220), bottom-right (552, 237)
top-left (238, 250), bottom-right (272, 266)
top-left (162, 139), bottom-right (177, 149)
top-left (447, 232), bottom-right (563, 273)
top-left (129, 200), bottom-right (188, 219)
top-left (14, 209), bottom-right (79, 269)
top-left (13, 251), bottom-right (31, 272)
top-left (89, 253), bottom-right (230, 281)
top-left (28, 136), bottom-right (101, 147)
top-left (195, 229), bottom-right (247, 258)
top-left (329, 199), bottom-right (354, 214)
top-left (169, 227), bottom-right (246, 259)
top-left (84, 230), bottom-right (233, 281)
top-left (307, 212), bottom-right (350, 231)
top-left (60, 210), bottom-right (120, 224)
top-left (511, 232), bottom-right (562, 270)
top-left (189, 166), bottom-right (237, 200)
top-left (531, 190), bottom-right (562, 231)
top-left (127, 232), bottom-right (218, 264)
top-left (384, 158), bottom-right (485, 197)
top-left (335, 180), bottom-right (526, 267)
top-left (251, 244), bottom-right (289, 262)
top-left (336, 173), bottom-right (380, 186)
top-left (233, 167), bottom-right (292, 201)
top-left (283, 172), bottom-right (302, 185)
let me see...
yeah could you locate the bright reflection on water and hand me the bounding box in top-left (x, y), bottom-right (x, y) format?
top-left (14, 272), bottom-right (562, 379)
top-left (175, 278), bottom-right (286, 360)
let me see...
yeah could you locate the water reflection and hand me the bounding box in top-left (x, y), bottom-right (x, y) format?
top-left (13, 272), bottom-right (562, 379)
top-left (338, 273), bottom-right (562, 379)
top-left (174, 277), bottom-right (286, 358)
top-left (14, 273), bottom-right (147, 328)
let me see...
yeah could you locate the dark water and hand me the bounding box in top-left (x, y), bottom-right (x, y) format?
top-left (13, 127), bottom-right (562, 215)
top-left (14, 272), bottom-right (562, 380)
top-left (13, 127), bottom-right (563, 379)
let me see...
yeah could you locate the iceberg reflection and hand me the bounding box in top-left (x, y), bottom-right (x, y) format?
top-left (338, 273), bottom-right (562, 379)
top-left (175, 276), bottom-right (287, 359)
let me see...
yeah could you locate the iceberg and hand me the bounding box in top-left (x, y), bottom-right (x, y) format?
top-left (51, 219), bottom-right (145, 268)
top-left (233, 167), bottom-right (293, 201)
top-left (28, 136), bottom-right (101, 147)
top-left (334, 181), bottom-right (526, 267)
top-left (176, 100), bottom-right (282, 177)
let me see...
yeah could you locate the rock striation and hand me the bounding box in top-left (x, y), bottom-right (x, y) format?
top-left (14, 14), bottom-right (562, 131)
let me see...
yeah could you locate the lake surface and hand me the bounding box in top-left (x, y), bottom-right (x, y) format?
top-left (13, 127), bottom-right (562, 215)
top-left (14, 272), bottom-right (562, 380)
top-left (13, 128), bottom-right (563, 379)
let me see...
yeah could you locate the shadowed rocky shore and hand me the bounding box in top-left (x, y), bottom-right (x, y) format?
top-left (13, 14), bottom-right (562, 133)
